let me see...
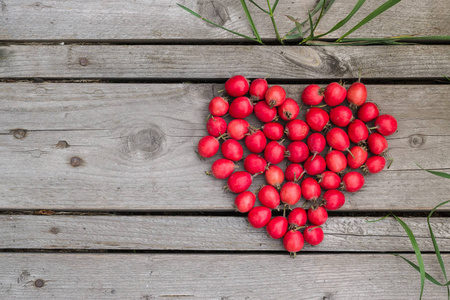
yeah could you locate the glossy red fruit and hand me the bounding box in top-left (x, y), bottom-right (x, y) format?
top-left (265, 165), bottom-right (284, 189)
top-left (367, 133), bottom-right (388, 155)
top-left (248, 206), bottom-right (272, 228)
top-left (347, 145), bottom-right (368, 169)
top-left (225, 75), bottom-right (249, 97)
top-left (249, 78), bottom-right (269, 101)
top-left (278, 98), bottom-right (300, 121)
top-left (285, 120), bottom-right (309, 141)
top-left (306, 108), bottom-right (329, 132)
top-left (234, 191), bottom-right (256, 213)
top-left (266, 216), bottom-right (289, 239)
top-left (304, 155), bottom-right (326, 176)
top-left (264, 141), bottom-right (286, 165)
top-left (286, 141), bottom-right (309, 163)
top-left (244, 154), bottom-right (267, 175)
top-left (227, 171), bottom-right (253, 193)
top-left (229, 97), bottom-right (253, 119)
top-left (323, 82), bottom-right (347, 106)
top-left (265, 85), bottom-right (286, 108)
top-left (308, 206), bottom-right (328, 225)
top-left (301, 84), bottom-right (323, 106)
top-left (198, 136), bottom-right (220, 158)
top-left (283, 230), bottom-right (304, 255)
top-left (287, 208), bottom-right (307, 227)
top-left (325, 150), bottom-right (347, 173)
top-left (318, 171), bottom-right (341, 190)
top-left (280, 181), bottom-right (302, 206)
top-left (374, 114), bottom-right (398, 136)
top-left (307, 133), bottom-right (326, 160)
top-left (364, 156), bottom-right (386, 174)
top-left (258, 185), bottom-right (281, 209)
top-left (358, 102), bottom-right (379, 123)
top-left (347, 82), bottom-right (367, 106)
top-left (301, 177), bottom-right (321, 201)
top-left (227, 119), bottom-right (249, 140)
top-left (221, 139), bottom-right (243, 161)
top-left (303, 226), bottom-right (324, 246)
top-left (285, 163), bottom-right (304, 182)
top-left (262, 122), bottom-right (284, 140)
top-left (245, 130), bottom-right (267, 153)
top-left (341, 171), bottom-right (365, 193)
top-left (254, 101), bottom-right (277, 123)
top-left (206, 116), bottom-right (227, 137)
top-left (210, 159), bottom-right (235, 179)
top-left (326, 128), bottom-right (352, 154)
top-left (323, 189), bottom-right (345, 210)
top-left (348, 119), bottom-right (369, 144)
top-left (208, 96), bottom-right (229, 117)
top-left (330, 106), bottom-right (353, 127)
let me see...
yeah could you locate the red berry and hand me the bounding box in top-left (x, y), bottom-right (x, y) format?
top-left (285, 120), bottom-right (309, 141)
top-left (304, 155), bottom-right (326, 176)
top-left (221, 139), bottom-right (243, 161)
top-left (347, 145), bottom-right (368, 169)
top-left (262, 122), bottom-right (284, 140)
top-left (283, 230), bottom-right (304, 255)
top-left (308, 206), bottom-right (328, 225)
top-left (248, 206), bottom-right (272, 228)
top-left (364, 156), bottom-right (386, 174)
top-left (245, 130), bottom-right (267, 153)
top-left (367, 133), bottom-right (388, 155)
top-left (254, 101), bottom-right (277, 123)
top-left (208, 96), bottom-right (229, 117)
top-left (229, 97), bottom-right (253, 119)
top-left (285, 141), bottom-right (309, 163)
top-left (326, 128), bottom-right (351, 152)
top-left (306, 107), bottom-right (329, 132)
top-left (278, 98), bottom-right (300, 121)
top-left (303, 226), bottom-right (324, 246)
top-left (287, 207), bottom-right (307, 227)
top-left (330, 106), bottom-right (353, 127)
top-left (341, 171), bottom-right (365, 193)
top-left (198, 136), bottom-right (219, 158)
top-left (348, 119), bottom-right (369, 144)
top-left (318, 171), bottom-right (341, 190)
top-left (326, 150), bottom-right (347, 173)
top-left (347, 82), bottom-right (367, 106)
top-left (323, 189), bottom-right (345, 210)
top-left (280, 181), bottom-right (302, 206)
top-left (323, 82), bottom-right (347, 106)
top-left (227, 119), bottom-right (249, 140)
top-left (266, 216), bottom-right (288, 239)
top-left (265, 165), bottom-right (284, 189)
top-left (227, 171), bottom-right (253, 193)
top-left (249, 78), bottom-right (269, 101)
top-left (244, 154), bottom-right (267, 175)
top-left (358, 102), bottom-right (379, 122)
top-left (285, 163), bottom-right (304, 182)
top-left (206, 116), bottom-right (227, 137)
top-left (258, 185), bottom-right (280, 209)
top-left (210, 159), bottom-right (235, 179)
top-left (264, 140), bottom-right (286, 165)
top-left (265, 85), bottom-right (286, 108)
top-left (375, 114), bottom-right (398, 136)
top-left (301, 177), bottom-right (321, 201)
top-left (301, 84), bottom-right (323, 106)
top-left (225, 75), bottom-right (249, 97)
top-left (307, 133), bottom-right (326, 160)
top-left (234, 191), bottom-right (256, 213)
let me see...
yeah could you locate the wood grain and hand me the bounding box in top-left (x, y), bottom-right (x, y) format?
top-left (0, 83), bottom-right (449, 211)
top-left (0, 45), bottom-right (449, 79)
top-left (0, 253), bottom-right (448, 299)
top-left (0, 0), bottom-right (448, 41)
top-left (1, 215), bottom-right (450, 252)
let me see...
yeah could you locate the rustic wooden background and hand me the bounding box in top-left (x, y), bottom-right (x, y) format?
top-left (0, 0), bottom-right (449, 299)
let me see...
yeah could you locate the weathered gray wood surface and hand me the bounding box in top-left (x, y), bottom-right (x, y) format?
top-left (1, 215), bottom-right (449, 252)
top-left (1, 253), bottom-right (448, 299)
top-left (0, 0), bottom-right (448, 41)
top-left (1, 45), bottom-right (449, 79)
top-left (1, 83), bottom-right (449, 211)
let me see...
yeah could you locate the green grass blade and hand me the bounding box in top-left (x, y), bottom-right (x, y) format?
top-left (248, 0), bottom-right (270, 14)
top-left (393, 214), bottom-right (425, 299)
top-left (337, 0), bottom-right (402, 42)
top-left (416, 164), bottom-right (450, 179)
top-left (177, 4), bottom-right (259, 42)
top-left (286, 15), bottom-right (303, 39)
top-left (393, 254), bottom-right (444, 286)
top-left (366, 213), bottom-right (391, 223)
top-left (283, 0), bottom-right (326, 39)
top-left (239, 0), bottom-right (262, 43)
top-left (272, 0), bottom-right (280, 12)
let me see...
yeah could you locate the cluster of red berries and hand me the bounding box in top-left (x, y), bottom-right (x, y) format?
top-left (198, 75), bottom-right (398, 256)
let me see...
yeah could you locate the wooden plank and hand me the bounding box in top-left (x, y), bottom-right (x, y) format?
top-left (0, 83), bottom-right (449, 211)
top-left (0, 253), bottom-right (447, 299)
top-left (0, 45), bottom-right (449, 79)
top-left (1, 215), bottom-right (449, 252)
top-left (0, 0), bottom-right (448, 41)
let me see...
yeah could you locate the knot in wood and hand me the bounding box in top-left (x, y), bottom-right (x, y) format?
top-left (34, 279), bottom-right (45, 288)
top-left (70, 156), bottom-right (83, 167)
top-left (11, 129), bottom-right (27, 139)
top-left (127, 126), bottom-right (166, 160)
top-left (198, 0), bottom-right (230, 27)
top-left (79, 57), bottom-right (89, 66)
top-left (408, 134), bottom-right (425, 148)
top-left (56, 141), bottom-right (70, 149)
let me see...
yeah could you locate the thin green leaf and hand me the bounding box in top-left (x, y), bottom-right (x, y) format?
top-left (286, 15), bottom-right (303, 39)
top-left (177, 4), bottom-right (259, 42)
top-left (443, 75), bottom-right (450, 81)
top-left (267, 0), bottom-right (282, 43)
top-left (248, 0), bottom-right (270, 14)
top-left (239, 0), bottom-right (262, 43)
top-left (366, 213), bottom-right (391, 223)
top-left (307, 10), bottom-right (314, 37)
top-left (393, 214), bottom-right (425, 299)
top-left (393, 254), bottom-right (444, 286)
top-left (272, 0), bottom-right (280, 12)
top-left (283, 0), bottom-right (327, 39)
top-left (337, 0), bottom-right (402, 42)
top-left (416, 164), bottom-right (450, 179)
top-left (301, 0), bottom-right (326, 44)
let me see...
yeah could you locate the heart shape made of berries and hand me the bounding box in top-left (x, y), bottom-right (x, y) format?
top-left (198, 75), bottom-right (398, 256)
